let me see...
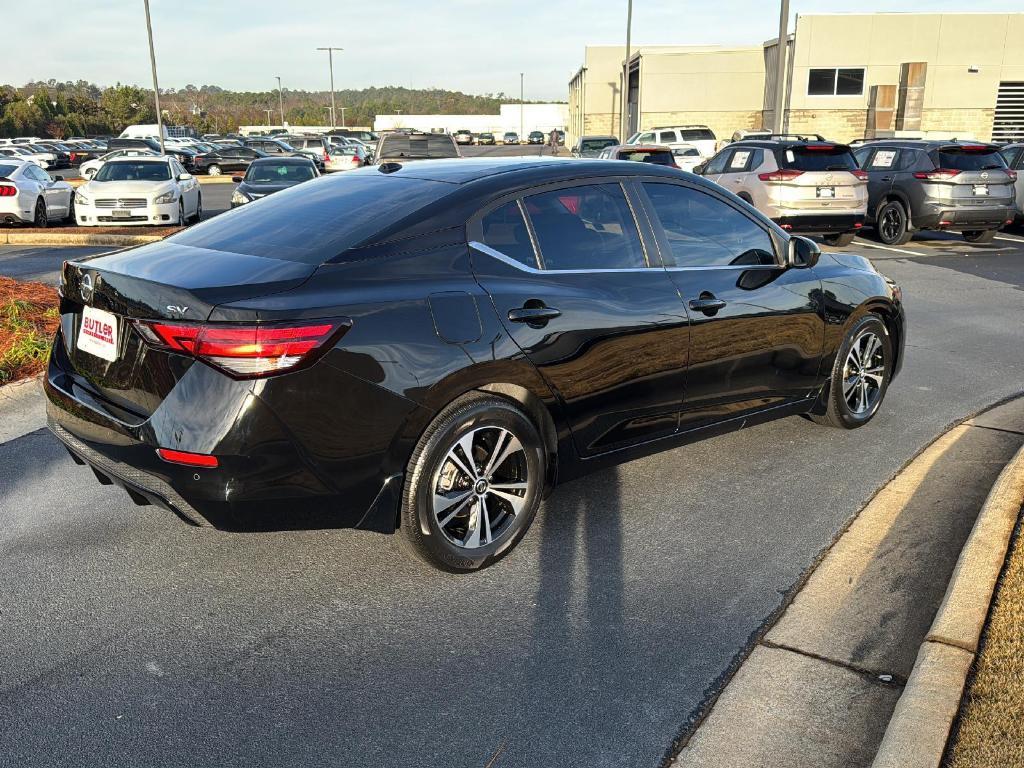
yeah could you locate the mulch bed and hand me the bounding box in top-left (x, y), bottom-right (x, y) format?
top-left (0, 276), bottom-right (60, 384)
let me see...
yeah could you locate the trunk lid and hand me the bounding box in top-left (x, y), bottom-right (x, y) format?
top-left (924, 146), bottom-right (1015, 203)
top-left (60, 240), bottom-right (316, 416)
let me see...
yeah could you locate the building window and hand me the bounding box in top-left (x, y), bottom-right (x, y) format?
top-left (808, 68), bottom-right (865, 96)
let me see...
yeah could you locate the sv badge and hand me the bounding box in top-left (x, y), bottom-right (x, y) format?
top-left (167, 305), bottom-right (190, 316)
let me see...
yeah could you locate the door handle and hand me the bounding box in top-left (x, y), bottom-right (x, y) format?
top-left (880, 176), bottom-right (893, 182)
top-left (508, 306), bottom-right (561, 325)
top-left (689, 295), bottom-right (727, 315)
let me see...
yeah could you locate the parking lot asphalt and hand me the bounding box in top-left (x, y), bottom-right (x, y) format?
top-left (2, 172), bottom-right (1024, 767)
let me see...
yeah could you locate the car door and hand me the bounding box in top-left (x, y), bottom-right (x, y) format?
top-left (699, 148), bottom-right (732, 186)
top-left (856, 146), bottom-right (899, 219)
top-left (638, 180), bottom-right (825, 432)
top-left (28, 164), bottom-right (67, 217)
top-left (717, 147), bottom-right (761, 198)
top-left (468, 180), bottom-right (691, 457)
top-left (171, 159), bottom-right (198, 215)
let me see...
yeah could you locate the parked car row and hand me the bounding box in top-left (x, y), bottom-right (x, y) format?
top-left (452, 129), bottom-right (562, 146)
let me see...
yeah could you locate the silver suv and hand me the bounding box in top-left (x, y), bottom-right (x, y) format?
top-left (999, 143), bottom-right (1024, 224)
top-left (698, 138), bottom-right (868, 246)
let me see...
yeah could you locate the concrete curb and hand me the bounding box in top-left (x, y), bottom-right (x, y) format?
top-left (870, 442), bottom-right (1024, 768)
top-left (67, 175), bottom-right (235, 188)
top-left (0, 231), bottom-right (163, 247)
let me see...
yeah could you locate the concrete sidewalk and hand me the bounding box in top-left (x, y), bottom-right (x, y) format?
top-left (672, 397), bottom-right (1024, 768)
top-left (0, 376), bottom-right (46, 443)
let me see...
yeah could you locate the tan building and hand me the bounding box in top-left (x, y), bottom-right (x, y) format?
top-left (569, 12), bottom-right (1024, 146)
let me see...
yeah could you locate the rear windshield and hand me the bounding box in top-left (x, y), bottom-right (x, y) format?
top-left (379, 134), bottom-right (458, 159)
top-left (94, 161), bottom-right (171, 181)
top-left (779, 146), bottom-right (857, 171)
top-left (169, 173), bottom-right (449, 264)
top-left (680, 129), bottom-right (715, 142)
top-left (935, 148), bottom-right (1006, 171)
top-left (619, 149), bottom-right (674, 165)
top-left (674, 147), bottom-right (700, 157)
top-left (245, 162), bottom-right (316, 183)
top-left (0, 163), bottom-right (19, 177)
top-left (581, 138), bottom-right (617, 152)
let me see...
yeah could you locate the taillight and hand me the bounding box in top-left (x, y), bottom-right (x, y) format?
top-left (851, 169), bottom-right (869, 181)
top-left (137, 320), bottom-right (349, 378)
top-left (758, 169), bottom-right (804, 182)
top-left (914, 168), bottom-right (961, 181)
top-left (0, 185), bottom-right (16, 197)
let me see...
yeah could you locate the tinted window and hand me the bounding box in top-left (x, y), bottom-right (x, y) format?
top-left (0, 163), bottom-right (19, 177)
top-left (725, 148), bottom-right (759, 172)
top-left (580, 138), bottom-right (617, 152)
top-left (379, 134), bottom-right (458, 159)
top-left (642, 183), bottom-right (776, 268)
top-left (94, 161), bottom-right (171, 182)
top-left (680, 129), bottom-right (715, 142)
top-left (525, 184), bottom-right (647, 271)
top-left (171, 174), bottom-right (449, 264)
top-left (618, 149), bottom-right (675, 165)
top-left (779, 146), bottom-right (858, 171)
top-left (658, 131), bottom-right (676, 143)
top-left (245, 162), bottom-right (316, 183)
top-left (866, 148), bottom-right (899, 170)
top-left (999, 148), bottom-right (1019, 167)
top-left (480, 201), bottom-right (537, 268)
top-left (704, 150), bottom-right (730, 174)
top-left (836, 69), bottom-right (865, 95)
top-left (809, 68), bottom-right (864, 96)
top-left (935, 148), bottom-right (1007, 171)
top-left (674, 147), bottom-right (701, 157)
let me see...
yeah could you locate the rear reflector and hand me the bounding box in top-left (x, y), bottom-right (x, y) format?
top-left (914, 168), bottom-right (961, 181)
top-left (138, 320), bottom-right (349, 378)
top-left (758, 169), bottom-right (804, 182)
top-left (780, 224), bottom-right (793, 230)
top-left (157, 448), bottom-right (219, 468)
top-left (854, 222), bottom-right (863, 228)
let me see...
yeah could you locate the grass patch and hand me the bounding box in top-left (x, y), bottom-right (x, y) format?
top-left (945, 508), bottom-right (1024, 768)
top-left (0, 276), bottom-right (59, 385)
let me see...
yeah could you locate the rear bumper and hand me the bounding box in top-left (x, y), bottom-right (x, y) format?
top-left (773, 212), bottom-right (865, 234)
top-left (913, 203), bottom-right (1014, 231)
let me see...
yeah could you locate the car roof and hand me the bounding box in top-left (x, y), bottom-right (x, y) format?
top-left (857, 139), bottom-right (999, 150)
top-left (250, 156), bottom-right (312, 164)
top-left (606, 144), bottom-right (671, 152)
top-left (106, 155), bottom-right (171, 163)
top-left (368, 156), bottom-right (695, 185)
top-left (730, 139), bottom-right (849, 150)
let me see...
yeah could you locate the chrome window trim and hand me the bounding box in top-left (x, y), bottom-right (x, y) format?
top-left (468, 241), bottom-right (657, 275)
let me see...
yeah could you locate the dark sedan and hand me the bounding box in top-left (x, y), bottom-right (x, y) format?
top-left (46, 158), bottom-right (904, 572)
top-left (193, 145), bottom-right (267, 176)
top-left (230, 156), bottom-right (319, 206)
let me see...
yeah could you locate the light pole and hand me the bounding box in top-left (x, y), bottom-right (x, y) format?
top-left (316, 47), bottom-right (343, 128)
top-left (520, 72), bottom-right (524, 140)
top-left (142, 0), bottom-right (165, 154)
top-left (339, 106), bottom-right (347, 128)
top-left (275, 76), bottom-right (284, 127)
top-left (621, 0), bottom-right (632, 142)
top-left (772, 0), bottom-right (790, 134)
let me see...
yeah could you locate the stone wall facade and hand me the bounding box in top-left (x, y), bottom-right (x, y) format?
top-left (918, 109), bottom-right (995, 142)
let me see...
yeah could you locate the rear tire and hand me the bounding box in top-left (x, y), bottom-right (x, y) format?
top-left (398, 393), bottom-right (546, 573)
top-left (33, 199), bottom-right (47, 228)
top-left (876, 200), bottom-right (912, 245)
top-left (823, 232), bottom-right (856, 247)
top-left (810, 314), bottom-right (893, 429)
top-left (962, 229), bottom-right (996, 244)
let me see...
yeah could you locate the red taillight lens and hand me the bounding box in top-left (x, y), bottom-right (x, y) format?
top-left (157, 448), bottom-right (219, 468)
top-left (851, 169), bottom-right (869, 181)
top-left (914, 168), bottom-right (961, 181)
top-left (0, 185), bottom-right (16, 197)
top-left (758, 169), bottom-right (804, 182)
top-left (139, 320), bottom-right (348, 378)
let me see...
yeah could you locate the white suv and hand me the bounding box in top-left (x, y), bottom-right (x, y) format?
top-left (626, 125), bottom-right (717, 158)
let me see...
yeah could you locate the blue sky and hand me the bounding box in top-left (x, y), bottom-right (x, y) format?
top-left (13, 1), bottom-right (1024, 100)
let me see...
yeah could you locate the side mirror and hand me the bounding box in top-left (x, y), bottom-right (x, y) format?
top-left (231, 176), bottom-right (243, 183)
top-left (177, 172), bottom-right (191, 181)
top-left (787, 236), bottom-right (821, 269)
top-left (693, 162), bottom-right (707, 175)
top-left (53, 175), bottom-right (64, 181)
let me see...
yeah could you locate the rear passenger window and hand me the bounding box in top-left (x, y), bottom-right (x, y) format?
top-left (658, 131), bottom-right (676, 143)
top-left (480, 201), bottom-right (538, 268)
top-left (642, 183), bottom-right (777, 268)
top-left (525, 184), bottom-right (647, 271)
top-left (867, 149), bottom-right (898, 170)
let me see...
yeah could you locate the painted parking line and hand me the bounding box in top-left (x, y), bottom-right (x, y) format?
top-left (852, 241), bottom-right (924, 257)
top-left (995, 234), bottom-right (1024, 244)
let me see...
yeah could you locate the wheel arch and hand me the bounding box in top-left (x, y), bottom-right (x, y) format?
top-left (861, 298), bottom-right (903, 378)
top-left (876, 191), bottom-right (913, 228)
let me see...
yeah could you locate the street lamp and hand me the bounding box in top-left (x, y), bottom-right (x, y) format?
top-left (316, 47), bottom-right (343, 128)
top-left (772, 0), bottom-right (791, 134)
top-left (142, 0), bottom-right (165, 154)
top-left (339, 107), bottom-right (347, 128)
top-left (621, 0), bottom-right (632, 142)
top-left (520, 72), bottom-right (524, 140)
top-left (275, 76), bottom-right (284, 127)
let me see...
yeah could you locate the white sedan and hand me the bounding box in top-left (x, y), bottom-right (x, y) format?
top-left (0, 145), bottom-right (52, 169)
top-left (75, 156), bottom-right (202, 227)
top-left (0, 157), bottom-right (74, 226)
top-left (79, 148), bottom-right (159, 179)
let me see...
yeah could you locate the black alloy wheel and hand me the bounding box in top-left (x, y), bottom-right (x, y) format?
top-left (876, 200), bottom-right (911, 246)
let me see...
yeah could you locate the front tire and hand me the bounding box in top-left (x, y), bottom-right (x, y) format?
top-left (64, 196), bottom-right (75, 223)
top-left (176, 200), bottom-right (186, 227)
top-left (963, 229), bottom-right (996, 244)
top-left (190, 193), bottom-right (202, 223)
top-left (398, 393), bottom-right (546, 572)
top-left (876, 200), bottom-right (911, 245)
top-left (823, 232), bottom-right (856, 247)
top-left (811, 314), bottom-right (893, 429)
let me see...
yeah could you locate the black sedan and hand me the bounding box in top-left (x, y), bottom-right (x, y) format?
top-left (45, 158), bottom-right (905, 572)
top-left (230, 156), bottom-right (319, 207)
top-left (193, 145), bottom-right (267, 176)
top-left (527, 131), bottom-right (545, 145)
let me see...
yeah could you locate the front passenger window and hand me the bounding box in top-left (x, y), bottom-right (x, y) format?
top-left (642, 183), bottom-right (777, 268)
top-left (704, 150), bottom-right (730, 175)
top-left (525, 184), bottom-right (647, 271)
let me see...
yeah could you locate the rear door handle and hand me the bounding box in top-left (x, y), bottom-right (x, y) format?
top-left (880, 176), bottom-right (893, 182)
top-left (689, 296), bottom-right (727, 315)
top-left (508, 306), bottom-right (561, 324)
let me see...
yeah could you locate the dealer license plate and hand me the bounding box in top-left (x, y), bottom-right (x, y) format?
top-left (76, 305), bottom-right (118, 362)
